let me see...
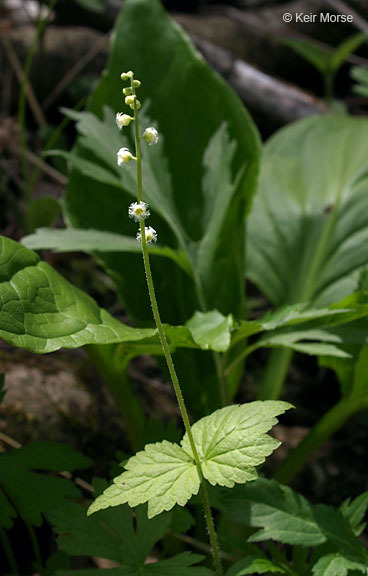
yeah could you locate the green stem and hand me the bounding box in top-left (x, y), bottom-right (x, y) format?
top-left (274, 396), bottom-right (362, 484)
top-left (86, 345), bottom-right (145, 452)
top-left (131, 77), bottom-right (223, 576)
top-left (258, 348), bottom-right (294, 400)
top-left (260, 204), bottom-right (340, 401)
top-left (0, 527), bottom-right (18, 574)
top-left (25, 520), bottom-right (42, 567)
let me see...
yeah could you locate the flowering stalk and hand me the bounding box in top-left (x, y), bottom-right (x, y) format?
top-left (117, 71), bottom-right (223, 576)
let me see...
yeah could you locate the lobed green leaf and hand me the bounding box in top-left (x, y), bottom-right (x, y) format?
top-left (181, 402), bottom-right (290, 488)
top-left (89, 402), bottom-right (290, 518)
top-left (0, 441), bottom-right (90, 528)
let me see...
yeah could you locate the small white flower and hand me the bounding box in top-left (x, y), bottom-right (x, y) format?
top-left (117, 147), bottom-right (136, 166)
top-left (116, 113), bottom-right (133, 130)
top-left (136, 226), bottom-right (157, 244)
top-left (142, 127), bottom-right (159, 146)
top-left (128, 201), bottom-right (150, 222)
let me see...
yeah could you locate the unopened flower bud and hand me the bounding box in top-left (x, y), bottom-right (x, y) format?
top-left (116, 113), bottom-right (133, 130)
top-left (117, 147), bottom-right (136, 166)
top-left (125, 95), bottom-right (136, 106)
top-left (121, 70), bottom-right (134, 81)
top-left (136, 226), bottom-right (157, 244)
top-left (133, 79), bottom-right (141, 88)
top-left (142, 127), bottom-right (159, 146)
top-left (123, 87), bottom-right (132, 96)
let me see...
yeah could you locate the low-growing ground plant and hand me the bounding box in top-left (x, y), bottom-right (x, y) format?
top-left (1, 0), bottom-right (368, 573)
top-left (2, 66), bottom-right (368, 576)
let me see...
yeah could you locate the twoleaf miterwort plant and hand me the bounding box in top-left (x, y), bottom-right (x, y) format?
top-left (86, 71), bottom-right (291, 576)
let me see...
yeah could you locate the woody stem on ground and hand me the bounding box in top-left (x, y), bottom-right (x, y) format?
top-left (130, 76), bottom-right (223, 576)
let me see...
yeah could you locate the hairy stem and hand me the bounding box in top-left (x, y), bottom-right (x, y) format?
top-left (131, 77), bottom-right (223, 576)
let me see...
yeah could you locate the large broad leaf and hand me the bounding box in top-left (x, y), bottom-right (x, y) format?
top-left (22, 227), bottom-right (191, 273)
top-left (0, 235), bottom-right (156, 353)
top-left (4, 234), bottom-right (368, 365)
top-left (0, 442), bottom-right (90, 528)
top-left (0, 235), bottom-right (237, 357)
top-left (88, 402), bottom-right (289, 518)
top-left (64, 0), bottom-right (260, 415)
top-left (64, 0), bottom-right (260, 321)
top-left (247, 115), bottom-right (368, 309)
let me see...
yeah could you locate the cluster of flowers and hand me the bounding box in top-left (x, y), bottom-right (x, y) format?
top-left (116, 70), bottom-right (158, 244)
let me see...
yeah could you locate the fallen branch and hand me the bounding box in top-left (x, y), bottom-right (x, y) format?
top-left (193, 36), bottom-right (328, 127)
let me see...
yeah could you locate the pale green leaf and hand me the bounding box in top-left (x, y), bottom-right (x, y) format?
top-left (181, 402), bottom-right (291, 488)
top-left (247, 115), bottom-right (368, 308)
top-left (226, 556), bottom-right (287, 575)
top-left (88, 441), bottom-right (200, 519)
top-left (0, 235), bottom-right (156, 353)
top-left (312, 553), bottom-right (367, 576)
top-left (186, 310), bottom-right (233, 352)
top-left (89, 402), bottom-right (289, 519)
top-left (22, 227), bottom-right (191, 273)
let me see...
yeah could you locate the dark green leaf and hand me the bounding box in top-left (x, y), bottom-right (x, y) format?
top-left (215, 478), bottom-right (326, 546)
top-left (56, 553), bottom-right (214, 576)
top-left (0, 441), bottom-right (90, 527)
top-left (285, 38), bottom-right (331, 74)
top-left (64, 0), bottom-right (260, 415)
top-left (331, 33), bottom-right (367, 73)
top-left (48, 502), bottom-right (172, 565)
